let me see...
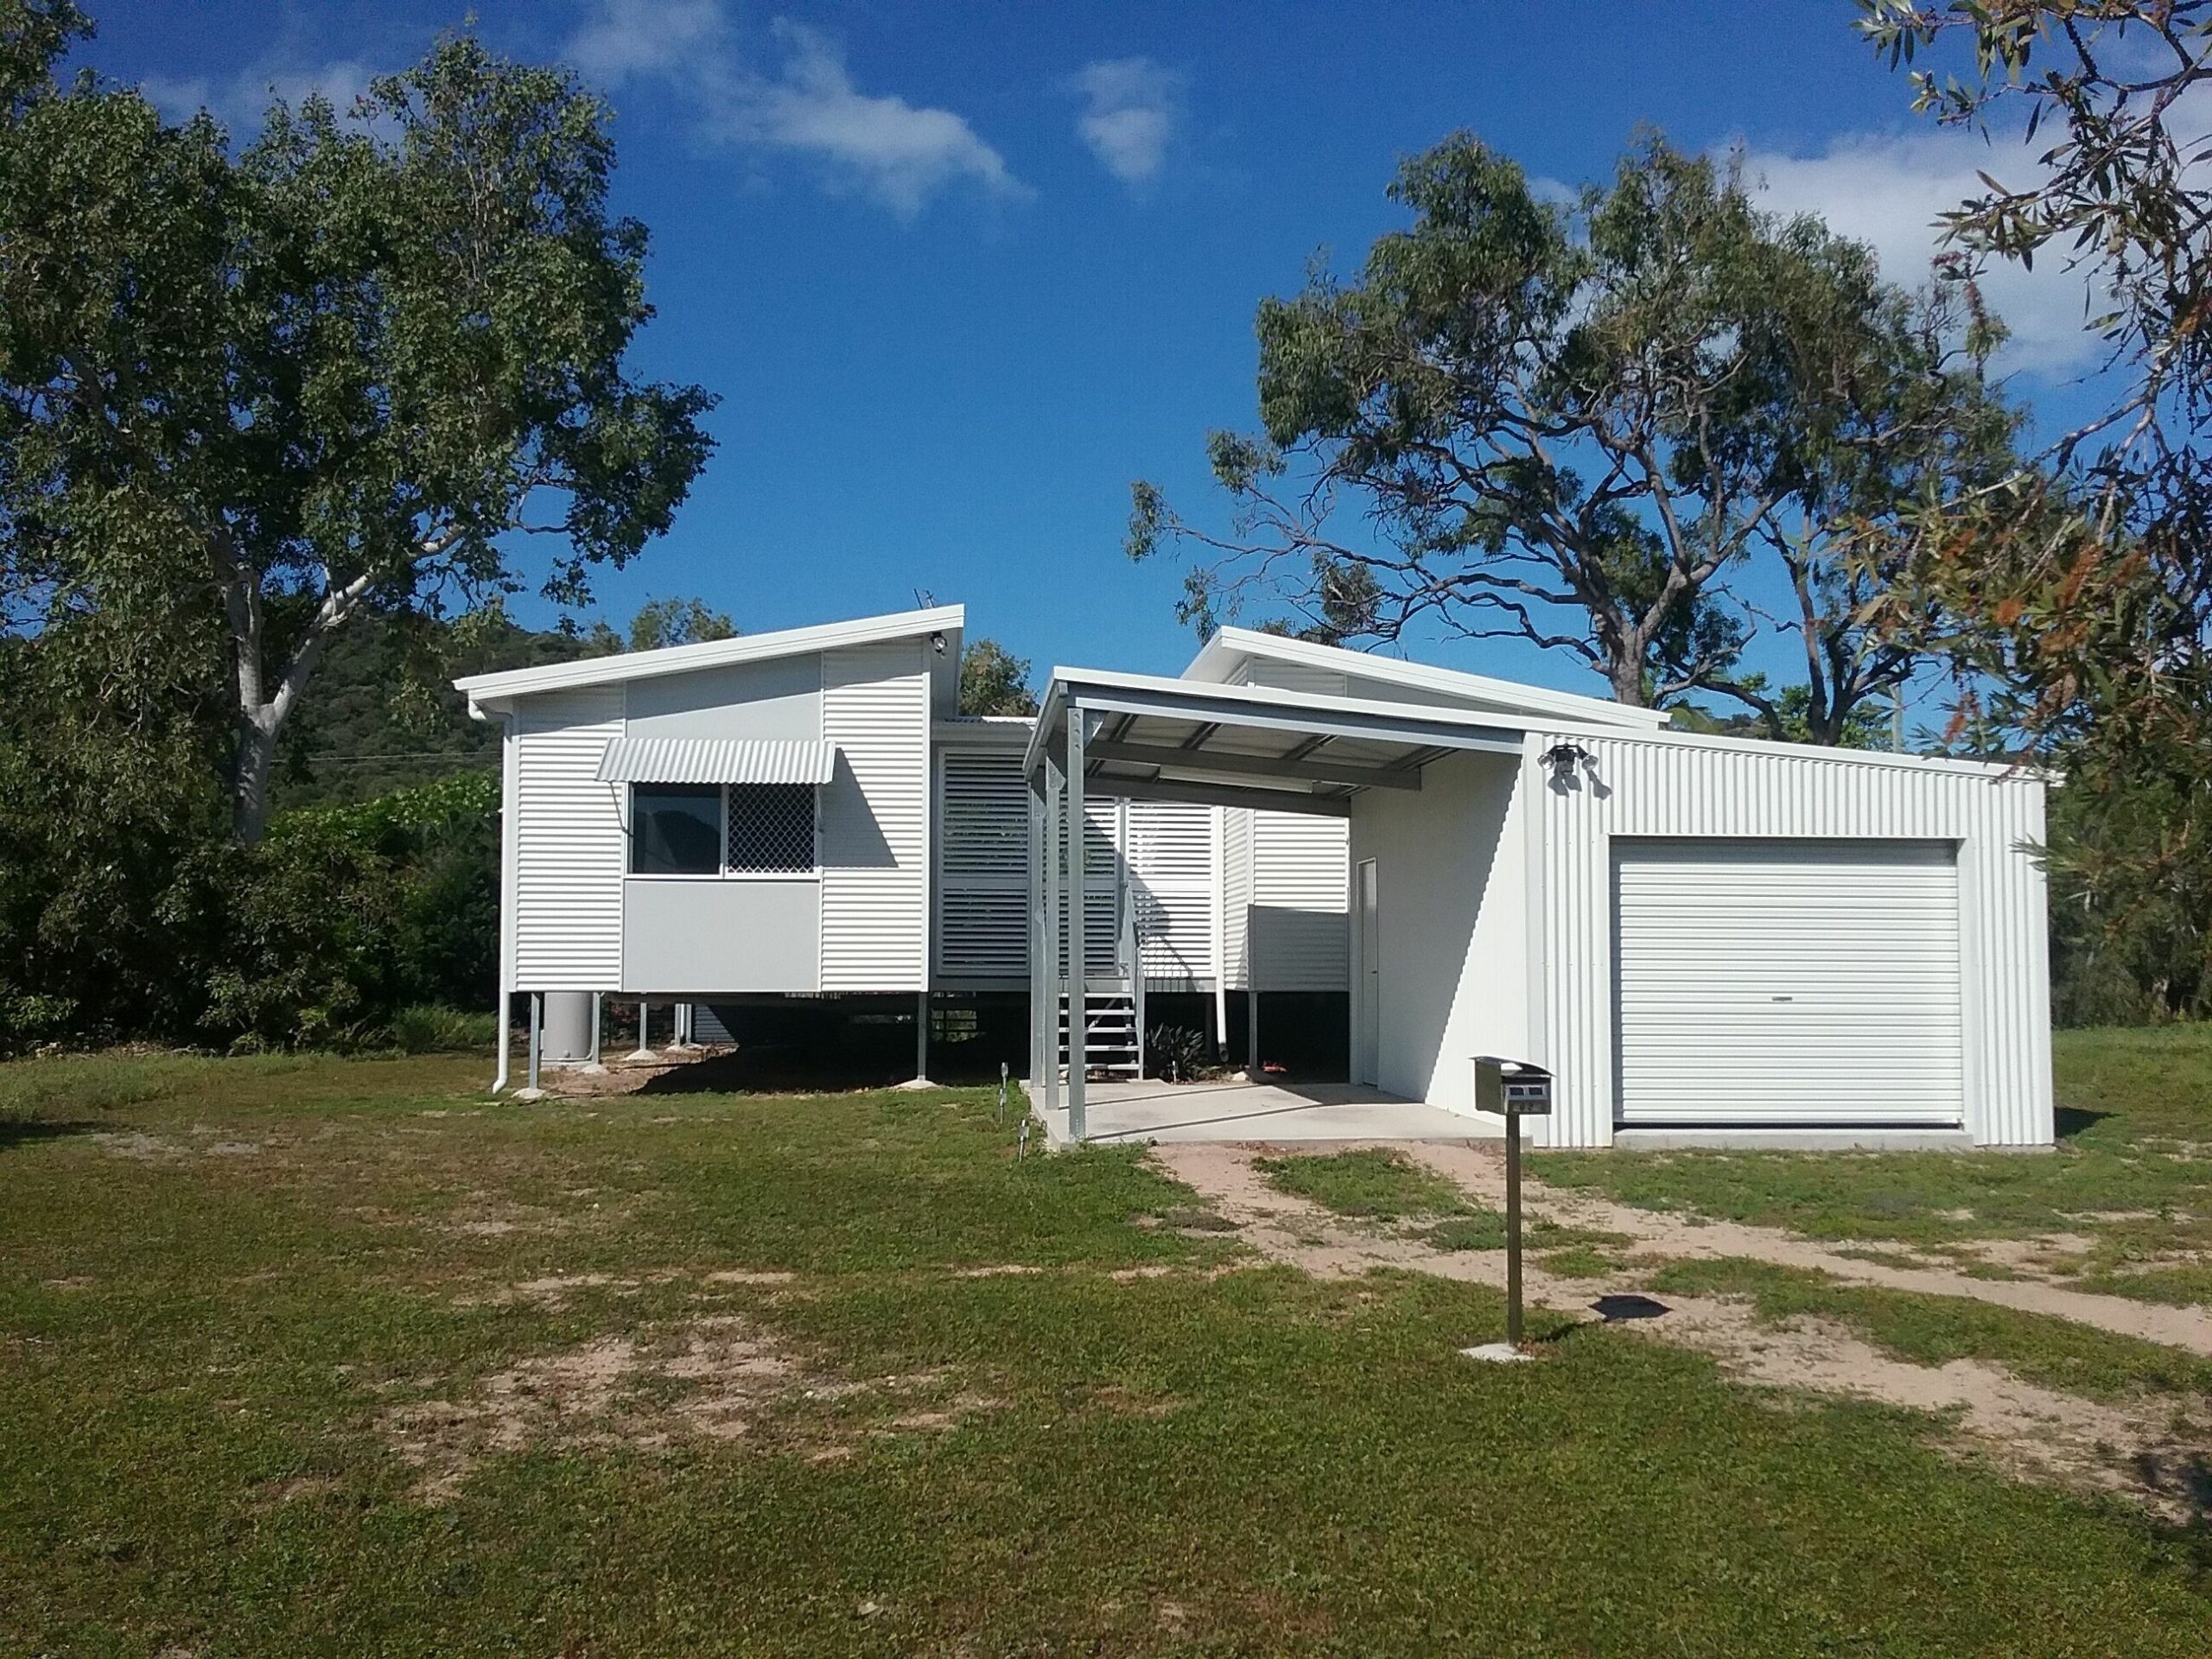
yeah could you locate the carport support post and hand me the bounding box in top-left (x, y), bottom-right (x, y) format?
top-left (1042, 753), bottom-right (1063, 1121)
top-left (913, 989), bottom-right (930, 1084)
top-left (526, 992), bottom-right (543, 1094)
top-left (1065, 702), bottom-right (1088, 1143)
top-left (1025, 767), bottom-right (1043, 1096)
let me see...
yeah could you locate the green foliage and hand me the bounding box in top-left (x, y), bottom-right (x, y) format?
top-left (207, 772), bottom-right (499, 1051)
top-left (616, 594), bottom-right (736, 652)
top-left (1143, 1023), bottom-right (1209, 1083)
top-left (957, 636), bottom-right (1038, 715)
top-left (1131, 130), bottom-right (2018, 742)
top-left (1856, 3), bottom-right (2212, 1014)
top-left (0, 14), bottom-right (716, 839)
top-left (387, 1004), bottom-right (499, 1055)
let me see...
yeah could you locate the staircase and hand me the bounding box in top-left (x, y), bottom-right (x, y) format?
top-left (1057, 988), bottom-right (1141, 1081)
top-left (1052, 861), bottom-right (1148, 1083)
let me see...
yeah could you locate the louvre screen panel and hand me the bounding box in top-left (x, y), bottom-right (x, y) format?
top-left (938, 748), bottom-right (1032, 979)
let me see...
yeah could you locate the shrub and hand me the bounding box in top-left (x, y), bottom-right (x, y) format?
top-left (387, 1005), bottom-right (498, 1054)
top-left (1146, 1024), bottom-right (1211, 1083)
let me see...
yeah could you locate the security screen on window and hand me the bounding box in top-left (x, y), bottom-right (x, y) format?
top-left (632, 785), bottom-right (721, 874)
top-left (727, 783), bottom-right (816, 873)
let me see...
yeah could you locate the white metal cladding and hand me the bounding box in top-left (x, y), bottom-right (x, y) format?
top-left (1128, 801), bottom-right (1216, 985)
top-left (595, 736), bottom-right (835, 785)
top-left (1535, 731), bottom-right (2053, 1149)
top-left (1220, 807), bottom-right (1253, 988)
top-left (937, 747), bottom-right (1029, 979)
top-left (1614, 840), bottom-right (1964, 1125)
top-left (819, 641), bottom-right (929, 989)
top-left (1239, 660), bottom-right (1350, 697)
top-left (512, 687), bottom-right (626, 990)
top-left (1249, 810), bottom-right (1351, 990)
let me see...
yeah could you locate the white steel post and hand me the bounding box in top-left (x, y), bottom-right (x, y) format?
top-left (1065, 702), bottom-right (1088, 1142)
top-left (1027, 768), bottom-right (1045, 1093)
top-left (1043, 753), bottom-right (1064, 1120)
top-left (914, 988), bottom-right (930, 1084)
top-left (526, 991), bottom-right (543, 1094)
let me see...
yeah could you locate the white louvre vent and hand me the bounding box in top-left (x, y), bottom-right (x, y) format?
top-left (1127, 801), bottom-right (1215, 985)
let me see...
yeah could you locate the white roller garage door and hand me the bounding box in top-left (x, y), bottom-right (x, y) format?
top-left (1614, 839), bottom-right (1964, 1126)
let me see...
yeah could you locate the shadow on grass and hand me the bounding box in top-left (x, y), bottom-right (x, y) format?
top-left (632, 1047), bottom-right (1014, 1096)
top-left (0, 1118), bottom-right (100, 1151)
top-left (2055, 1105), bottom-right (2113, 1141)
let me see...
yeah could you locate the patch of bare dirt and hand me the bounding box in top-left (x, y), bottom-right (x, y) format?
top-left (1149, 1141), bottom-right (2212, 1521)
top-left (375, 1312), bottom-right (1001, 1502)
top-left (1656, 1298), bottom-right (2211, 1524)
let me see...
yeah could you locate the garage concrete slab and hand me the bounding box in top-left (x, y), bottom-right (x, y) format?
top-left (1033, 1078), bottom-right (1503, 1147)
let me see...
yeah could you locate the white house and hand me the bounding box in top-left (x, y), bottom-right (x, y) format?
top-left (460, 603), bottom-right (2054, 1151)
top-left (454, 606), bottom-right (1349, 1088)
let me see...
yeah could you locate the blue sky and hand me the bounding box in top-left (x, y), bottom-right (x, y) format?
top-left (86, 1), bottom-right (2107, 710)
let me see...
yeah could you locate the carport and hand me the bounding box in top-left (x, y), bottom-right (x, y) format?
top-left (1021, 666), bottom-right (1526, 1141)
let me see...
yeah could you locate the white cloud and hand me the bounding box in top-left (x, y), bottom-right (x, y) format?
top-left (1734, 129), bottom-right (2103, 378)
top-left (1068, 56), bottom-right (1181, 187)
top-left (140, 58), bottom-right (378, 137)
top-left (566, 2), bottom-right (1027, 219)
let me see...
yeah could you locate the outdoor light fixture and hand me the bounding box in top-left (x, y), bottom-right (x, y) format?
top-left (1540, 741), bottom-right (1591, 782)
top-left (931, 632), bottom-right (947, 655)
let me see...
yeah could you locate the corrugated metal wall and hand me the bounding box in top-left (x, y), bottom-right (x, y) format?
top-left (1249, 812), bottom-right (1351, 990)
top-left (512, 687), bottom-right (626, 990)
top-left (819, 640), bottom-right (929, 989)
top-left (1219, 807), bottom-right (1252, 988)
top-left (1535, 731), bottom-right (2052, 1148)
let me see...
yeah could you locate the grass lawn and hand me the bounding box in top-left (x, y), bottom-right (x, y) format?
top-left (1531, 1026), bottom-right (2212, 1306)
top-left (1255, 1147), bottom-right (1623, 1258)
top-left (4, 1052), bottom-right (2212, 1654)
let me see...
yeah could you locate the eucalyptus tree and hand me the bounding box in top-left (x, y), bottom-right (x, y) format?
top-left (1128, 132), bottom-right (2018, 741)
top-left (0, 4), bottom-right (715, 841)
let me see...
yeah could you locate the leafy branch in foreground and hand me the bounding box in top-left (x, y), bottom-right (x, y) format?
top-left (1858, 2), bottom-right (2212, 1011)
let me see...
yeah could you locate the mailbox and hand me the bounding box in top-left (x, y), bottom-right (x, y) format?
top-left (1473, 1056), bottom-right (1553, 1116)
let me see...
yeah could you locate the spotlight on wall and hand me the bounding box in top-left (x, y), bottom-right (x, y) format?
top-left (930, 632), bottom-right (947, 656)
top-left (1541, 742), bottom-right (1592, 783)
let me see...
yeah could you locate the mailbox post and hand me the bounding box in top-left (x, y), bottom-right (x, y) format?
top-left (1474, 1056), bottom-right (1553, 1349)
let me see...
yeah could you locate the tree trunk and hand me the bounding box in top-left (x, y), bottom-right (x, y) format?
top-left (233, 712), bottom-right (277, 845)
top-left (1607, 651), bottom-right (1649, 707)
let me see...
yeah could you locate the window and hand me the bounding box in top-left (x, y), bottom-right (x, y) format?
top-left (632, 785), bottom-right (721, 874)
top-left (727, 783), bottom-right (817, 874)
top-left (630, 783), bottom-right (817, 875)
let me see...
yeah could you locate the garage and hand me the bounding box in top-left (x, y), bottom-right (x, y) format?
top-left (1613, 838), bottom-right (1965, 1128)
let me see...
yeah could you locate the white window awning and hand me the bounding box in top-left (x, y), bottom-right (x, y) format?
top-left (595, 737), bottom-right (837, 786)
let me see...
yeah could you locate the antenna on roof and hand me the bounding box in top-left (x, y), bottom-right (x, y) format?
top-left (915, 588), bottom-right (937, 609)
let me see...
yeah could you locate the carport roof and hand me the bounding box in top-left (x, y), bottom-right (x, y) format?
top-left (1025, 665), bottom-right (1531, 815)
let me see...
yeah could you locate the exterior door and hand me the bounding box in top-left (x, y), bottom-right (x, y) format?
top-left (1353, 858), bottom-right (1380, 1086)
top-left (1612, 838), bottom-right (1965, 1126)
